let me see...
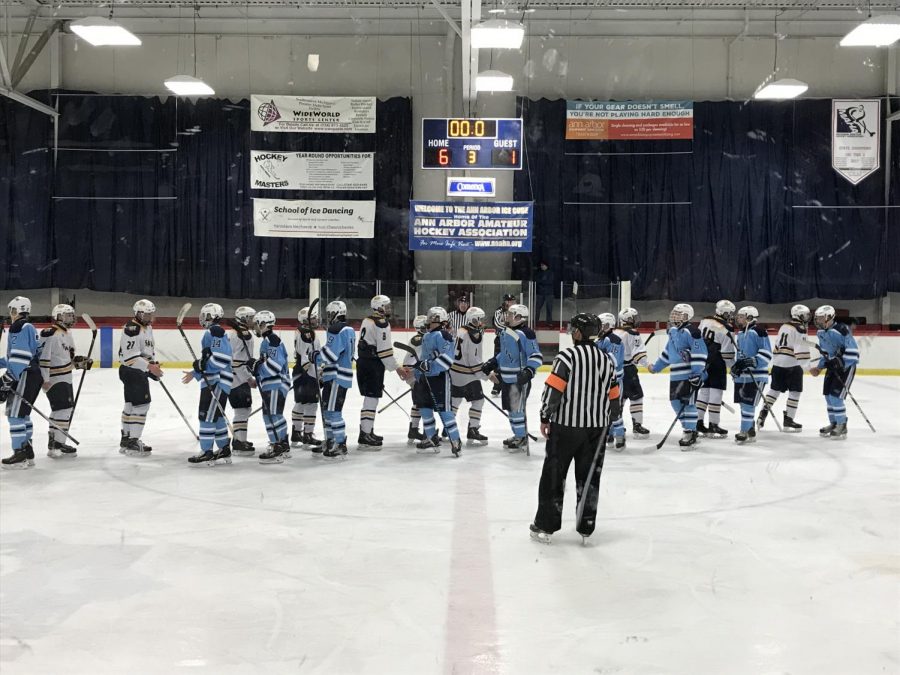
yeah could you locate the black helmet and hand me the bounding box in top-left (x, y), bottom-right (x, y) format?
top-left (568, 312), bottom-right (600, 342)
top-left (502, 293), bottom-right (516, 301)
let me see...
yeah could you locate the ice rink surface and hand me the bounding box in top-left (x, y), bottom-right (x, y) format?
top-left (1, 370), bottom-right (898, 674)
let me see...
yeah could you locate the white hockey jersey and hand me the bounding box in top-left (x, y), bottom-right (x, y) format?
top-left (228, 322), bottom-right (255, 388)
top-left (450, 326), bottom-right (487, 387)
top-left (295, 329), bottom-right (321, 376)
top-left (698, 317), bottom-right (736, 367)
top-left (772, 322), bottom-right (810, 369)
top-left (119, 320), bottom-right (156, 371)
top-left (358, 316), bottom-right (398, 370)
top-left (613, 327), bottom-right (648, 368)
top-left (38, 323), bottom-right (74, 385)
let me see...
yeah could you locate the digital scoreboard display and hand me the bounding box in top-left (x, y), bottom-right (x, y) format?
top-left (421, 118), bottom-right (523, 170)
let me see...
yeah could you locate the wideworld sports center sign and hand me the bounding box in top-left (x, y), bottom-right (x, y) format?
top-left (409, 200), bottom-right (533, 252)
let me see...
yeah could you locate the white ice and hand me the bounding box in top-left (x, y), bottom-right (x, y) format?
top-left (1, 370), bottom-right (898, 674)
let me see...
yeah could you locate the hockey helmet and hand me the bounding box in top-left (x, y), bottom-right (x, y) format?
top-left (52, 303), bottom-right (76, 328)
top-left (199, 303), bottom-right (224, 328)
top-left (506, 304), bottom-right (529, 327)
top-left (253, 310), bottom-right (276, 337)
top-left (235, 306), bottom-right (257, 325)
top-left (715, 299), bottom-right (736, 322)
top-left (326, 301), bottom-right (347, 325)
top-left (735, 306), bottom-right (759, 328)
top-left (426, 306), bottom-right (449, 326)
top-left (7, 296), bottom-right (31, 318)
top-left (790, 304), bottom-right (811, 326)
top-left (456, 294), bottom-right (470, 307)
top-left (465, 306), bottom-right (485, 330)
top-left (371, 294), bottom-right (392, 318)
top-left (501, 293), bottom-right (516, 308)
top-left (598, 312), bottom-right (616, 335)
top-left (568, 312), bottom-right (600, 341)
top-left (669, 303), bottom-right (694, 327)
top-left (617, 307), bottom-right (639, 327)
top-left (412, 314), bottom-right (428, 333)
top-left (814, 305), bottom-right (836, 330)
top-left (297, 306), bottom-right (319, 329)
top-left (133, 299), bottom-right (156, 324)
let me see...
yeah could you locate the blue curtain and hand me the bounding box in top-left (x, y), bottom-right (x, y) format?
top-left (514, 97), bottom-right (898, 303)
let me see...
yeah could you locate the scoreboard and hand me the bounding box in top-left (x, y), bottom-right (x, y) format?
top-left (421, 118), bottom-right (523, 170)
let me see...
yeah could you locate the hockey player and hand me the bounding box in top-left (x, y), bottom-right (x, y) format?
top-left (697, 300), bottom-right (736, 438)
top-left (614, 307), bottom-right (650, 437)
top-left (118, 299), bottom-right (163, 457)
top-left (450, 306), bottom-right (489, 446)
top-left (730, 306), bottom-right (773, 444)
top-left (1, 297), bottom-right (43, 469)
top-left (411, 307), bottom-right (462, 456)
top-left (404, 314), bottom-right (428, 445)
top-left (38, 304), bottom-right (93, 458)
top-left (447, 295), bottom-right (470, 336)
top-left (252, 310), bottom-right (292, 463)
top-left (809, 305), bottom-right (859, 440)
top-left (759, 304), bottom-right (810, 432)
top-left (321, 301), bottom-right (355, 459)
top-left (597, 312), bottom-right (626, 450)
top-left (356, 295), bottom-right (409, 450)
top-left (482, 304), bottom-right (542, 453)
top-left (647, 303), bottom-right (708, 448)
top-left (290, 306), bottom-right (324, 450)
top-left (490, 293), bottom-right (516, 397)
top-left (181, 303), bottom-right (234, 465)
top-left (226, 306), bottom-right (256, 456)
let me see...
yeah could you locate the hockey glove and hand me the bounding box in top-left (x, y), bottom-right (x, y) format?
top-left (826, 356), bottom-right (844, 371)
top-left (517, 368), bottom-right (535, 385)
top-left (0, 372), bottom-right (15, 403)
top-left (415, 359), bottom-right (431, 374)
top-left (609, 396), bottom-right (623, 422)
top-left (673, 380), bottom-right (693, 401)
top-left (688, 374), bottom-right (703, 390)
top-left (245, 357), bottom-right (257, 374)
top-left (73, 355), bottom-right (93, 370)
top-left (480, 358), bottom-right (498, 376)
top-left (731, 357), bottom-right (755, 376)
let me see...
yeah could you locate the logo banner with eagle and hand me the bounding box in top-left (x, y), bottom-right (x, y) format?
top-left (832, 99), bottom-right (880, 185)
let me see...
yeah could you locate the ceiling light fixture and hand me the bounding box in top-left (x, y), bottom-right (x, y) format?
top-left (753, 78), bottom-right (809, 100)
top-left (475, 69), bottom-right (514, 92)
top-left (164, 8), bottom-right (214, 97)
top-left (69, 17), bottom-right (141, 46)
top-left (471, 19), bottom-right (525, 49)
top-left (840, 15), bottom-right (900, 47)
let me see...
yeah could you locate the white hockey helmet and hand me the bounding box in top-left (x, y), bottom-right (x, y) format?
top-left (790, 304), bottom-right (811, 325)
top-left (715, 299), bottom-right (736, 322)
top-left (617, 307), bottom-right (639, 327)
top-left (326, 300), bottom-right (347, 324)
top-left (427, 306), bottom-right (449, 326)
top-left (199, 303), bottom-right (224, 328)
top-left (735, 305), bottom-right (759, 328)
top-left (669, 303), bottom-right (694, 326)
top-left (412, 314), bottom-right (428, 333)
top-left (506, 304), bottom-right (529, 327)
top-left (598, 312), bottom-right (616, 334)
top-left (253, 310), bottom-right (276, 336)
top-left (297, 306), bottom-right (319, 329)
top-left (371, 294), bottom-right (392, 318)
top-left (7, 296), bottom-right (31, 318)
top-left (235, 306), bottom-right (257, 325)
top-left (814, 305), bottom-right (836, 330)
top-left (465, 306), bottom-right (486, 329)
top-left (133, 299), bottom-right (156, 324)
top-left (52, 303), bottom-right (76, 328)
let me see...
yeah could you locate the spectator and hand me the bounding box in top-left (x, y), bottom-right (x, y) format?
top-left (534, 261), bottom-right (555, 324)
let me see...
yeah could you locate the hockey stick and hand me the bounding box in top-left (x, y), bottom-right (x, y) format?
top-left (68, 313), bottom-right (97, 428)
top-left (8, 387), bottom-right (80, 445)
top-left (648, 400), bottom-right (687, 451)
top-left (481, 389), bottom-right (538, 443)
top-left (155, 377), bottom-right (199, 440)
top-left (726, 331), bottom-right (783, 432)
top-left (381, 385), bottom-right (411, 420)
top-left (378, 387), bottom-right (411, 414)
top-left (813, 345), bottom-right (875, 433)
top-left (305, 298), bottom-right (331, 444)
top-left (175, 303), bottom-right (234, 436)
top-left (575, 423), bottom-right (611, 532)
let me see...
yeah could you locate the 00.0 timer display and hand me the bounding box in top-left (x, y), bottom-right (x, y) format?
top-left (421, 117), bottom-right (522, 170)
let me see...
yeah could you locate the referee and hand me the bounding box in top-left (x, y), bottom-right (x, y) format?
top-left (447, 295), bottom-right (470, 336)
top-left (530, 312), bottom-right (621, 544)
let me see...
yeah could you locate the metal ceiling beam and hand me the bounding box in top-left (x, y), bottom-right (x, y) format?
top-left (11, 11), bottom-right (38, 77)
top-left (0, 38), bottom-right (11, 87)
top-left (429, 0), bottom-right (462, 38)
top-left (0, 86), bottom-right (59, 117)
top-left (11, 19), bottom-right (62, 88)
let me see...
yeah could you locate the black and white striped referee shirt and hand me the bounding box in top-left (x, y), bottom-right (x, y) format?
top-left (540, 343), bottom-right (619, 428)
top-left (448, 310), bottom-right (467, 336)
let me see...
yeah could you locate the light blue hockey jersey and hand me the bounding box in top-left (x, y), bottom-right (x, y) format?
top-left (652, 324), bottom-right (708, 382)
top-left (257, 332), bottom-right (290, 395)
top-left (497, 326), bottom-right (542, 384)
top-left (734, 324), bottom-right (772, 383)
top-left (322, 322), bottom-right (356, 388)
top-left (191, 324), bottom-right (234, 393)
top-left (415, 328), bottom-right (455, 380)
top-left (598, 332), bottom-right (625, 383)
top-left (4, 319), bottom-right (39, 379)
top-left (815, 322), bottom-right (859, 369)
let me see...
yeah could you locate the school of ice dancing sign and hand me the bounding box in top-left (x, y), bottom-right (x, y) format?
top-left (565, 100), bottom-right (693, 140)
top-left (250, 151), bottom-right (374, 190)
top-left (409, 201), bottom-right (533, 252)
top-left (251, 95), bottom-right (376, 133)
top-left (832, 99), bottom-right (880, 186)
top-left (254, 198), bottom-right (375, 239)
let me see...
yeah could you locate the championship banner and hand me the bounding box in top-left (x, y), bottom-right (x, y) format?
top-left (565, 100), bottom-right (694, 140)
top-left (251, 95), bottom-right (376, 133)
top-left (409, 201), bottom-right (532, 252)
top-left (832, 99), bottom-right (880, 186)
top-left (254, 199), bottom-right (375, 239)
top-left (251, 151), bottom-right (374, 190)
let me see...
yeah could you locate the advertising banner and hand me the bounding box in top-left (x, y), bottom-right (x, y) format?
top-left (565, 100), bottom-right (694, 140)
top-left (832, 99), bottom-right (880, 185)
top-left (254, 199), bottom-right (375, 239)
top-left (409, 201), bottom-right (532, 252)
top-left (251, 95), bottom-right (376, 133)
top-left (250, 151), bottom-right (374, 190)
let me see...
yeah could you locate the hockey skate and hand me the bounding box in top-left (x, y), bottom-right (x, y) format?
top-left (371, 432), bottom-right (384, 442)
top-left (466, 427), bottom-right (488, 446)
top-left (188, 450), bottom-right (217, 467)
top-left (232, 439), bottom-right (255, 457)
top-left (122, 438), bottom-right (152, 457)
top-left (757, 407), bottom-right (769, 429)
top-left (606, 434), bottom-right (615, 446)
top-left (502, 436), bottom-right (517, 447)
top-left (828, 422), bottom-right (847, 440)
top-left (783, 414), bottom-right (803, 433)
top-left (357, 431), bottom-right (383, 451)
top-left (213, 445), bottom-right (232, 464)
top-left (259, 442), bottom-right (286, 464)
top-left (2, 442), bottom-right (35, 470)
top-left (277, 440), bottom-right (292, 459)
top-left (416, 434), bottom-right (441, 454)
top-left (323, 442), bottom-right (348, 460)
top-left (507, 436), bottom-right (529, 454)
top-left (614, 436), bottom-right (626, 452)
top-left (290, 429), bottom-right (303, 447)
top-left (734, 427), bottom-right (757, 444)
top-left (696, 420), bottom-right (709, 435)
top-left (632, 422), bottom-right (650, 437)
top-left (119, 432), bottom-right (130, 453)
top-left (819, 423), bottom-right (836, 438)
top-left (47, 436), bottom-right (77, 459)
top-left (450, 439), bottom-right (462, 457)
top-left (300, 432), bottom-right (323, 449)
top-left (529, 523), bottom-right (552, 545)
top-left (705, 423), bottom-right (728, 439)
top-left (407, 426), bottom-right (425, 445)
top-left (678, 430), bottom-right (700, 450)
